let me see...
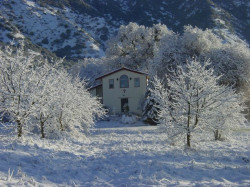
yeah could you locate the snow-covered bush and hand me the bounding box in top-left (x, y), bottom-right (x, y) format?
top-left (154, 59), bottom-right (246, 147)
top-left (121, 114), bottom-right (137, 124)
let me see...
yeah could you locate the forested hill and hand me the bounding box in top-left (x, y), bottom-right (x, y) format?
top-left (0, 0), bottom-right (249, 61)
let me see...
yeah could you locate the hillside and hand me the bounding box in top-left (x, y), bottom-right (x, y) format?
top-left (0, 0), bottom-right (249, 61)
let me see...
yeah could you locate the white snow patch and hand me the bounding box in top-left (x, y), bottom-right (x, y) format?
top-left (13, 32), bottom-right (25, 39)
top-left (85, 41), bottom-right (105, 58)
top-left (25, 0), bottom-right (36, 8)
top-left (33, 11), bottom-right (41, 18)
top-left (215, 18), bottom-right (226, 25)
top-left (213, 7), bottom-right (222, 12)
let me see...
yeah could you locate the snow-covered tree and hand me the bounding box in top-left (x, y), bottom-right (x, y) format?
top-left (142, 77), bottom-right (162, 125)
top-left (70, 57), bottom-right (107, 88)
top-left (150, 29), bottom-right (181, 79)
top-left (30, 67), bottom-right (105, 138)
top-left (0, 44), bottom-right (44, 137)
top-left (48, 70), bottom-right (105, 137)
top-left (29, 62), bottom-right (106, 138)
top-left (181, 25), bottom-right (223, 57)
top-left (106, 22), bottom-right (172, 71)
top-left (152, 25), bottom-right (250, 88)
top-left (106, 23), bottom-right (250, 90)
top-left (205, 41), bottom-right (250, 87)
top-left (30, 64), bottom-right (62, 138)
top-left (154, 59), bottom-right (246, 147)
top-left (0, 43), bottom-right (105, 138)
top-left (152, 25), bottom-right (250, 119)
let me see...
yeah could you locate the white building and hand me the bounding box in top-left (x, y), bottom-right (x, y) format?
top-left (89, 67), bottom-right (148, 115)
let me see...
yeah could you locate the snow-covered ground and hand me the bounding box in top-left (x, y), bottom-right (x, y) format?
top-left (0, 119), bottom-right (249, 186)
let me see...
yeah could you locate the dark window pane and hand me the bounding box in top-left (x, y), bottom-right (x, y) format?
top-left (109, 79), bottom-right (114, 89)
top-left (134, 78), bottom-right (140, 87)
top-left (120, 75), bottom-right (129, 88)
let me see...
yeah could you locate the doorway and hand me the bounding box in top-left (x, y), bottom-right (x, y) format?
top-left (121, 98), bottom-right (128, 113)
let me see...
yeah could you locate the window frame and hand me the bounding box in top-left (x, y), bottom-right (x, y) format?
top-left (134, 78), bottom-right (140, 87)
top-left (109, 79), bottom-right (114, 89)
top-left (120, 75), bottom-right (129, 88)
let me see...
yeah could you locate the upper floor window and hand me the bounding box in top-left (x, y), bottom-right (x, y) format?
top-left (120, 75), bottom-right (129, 88)
top-left (109, 79), bottom-right (114, 89)
top-left (134, 78), bottom-right (140, 87)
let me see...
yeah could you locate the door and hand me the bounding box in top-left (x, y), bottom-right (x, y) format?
top-left (121, 98), bottom-right (128, 113)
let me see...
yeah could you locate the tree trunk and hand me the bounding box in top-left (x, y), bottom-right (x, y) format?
top-left (40, 121), bottom-right (45, 138)
top-left (58, 111), bottom-right (64, 131)
top-left (214, 129), bottom-right (221, 140)
top-left (194, 89), bottom-right (199, 127)
top-left (187, 133), bottom-right (191, 147)
top-left (187, 102), bottom-right (191, 147)
top-left (40, 113), bottom-right (45, 138)
top-left (17, 119), bottom-right (22, 137)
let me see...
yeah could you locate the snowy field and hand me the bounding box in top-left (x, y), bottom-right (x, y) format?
top-left (0, 119), bottom-right (250, 186)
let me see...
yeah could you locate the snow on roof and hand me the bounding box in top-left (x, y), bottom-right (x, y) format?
top-left (95, 67), bottom-right (147, 80)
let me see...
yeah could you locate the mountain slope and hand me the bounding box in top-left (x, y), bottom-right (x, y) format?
top-left (0, 0), bottom-right (105, 60)
top-left (0, 0), bottom-right (249, 61)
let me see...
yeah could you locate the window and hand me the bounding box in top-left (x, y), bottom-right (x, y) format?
top-left (109, 79), bottom-right (114, 89)
top-left (120, 75), bottom-right (129, 88)
top-left (134, 78), bottom-right (140, 87)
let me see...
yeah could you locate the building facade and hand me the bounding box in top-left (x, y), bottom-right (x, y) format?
top-left (89, 67), bottom-right (148, 115)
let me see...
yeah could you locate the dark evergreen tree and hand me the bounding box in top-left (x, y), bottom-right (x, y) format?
top-left (142, 78), bottom-right (161, 125)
